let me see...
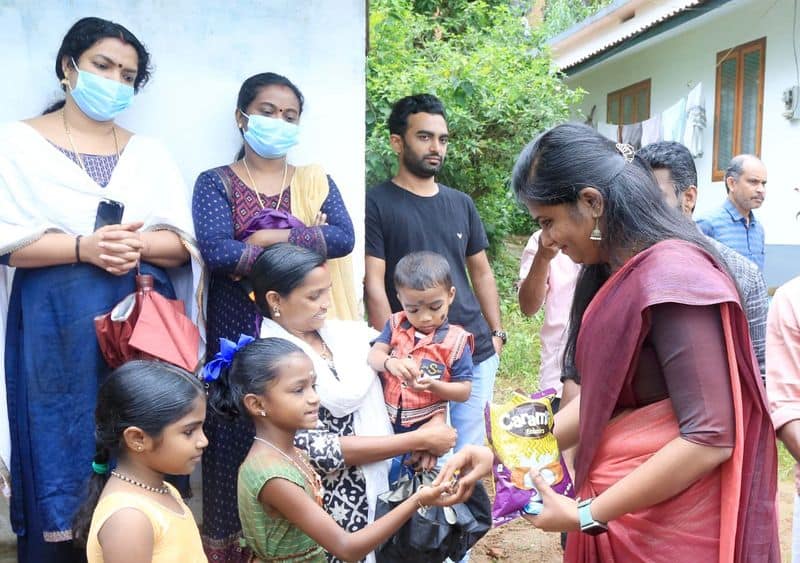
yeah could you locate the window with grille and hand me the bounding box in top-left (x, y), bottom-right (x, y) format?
top-left (712, 38), bottom-right (766, 181)
top-left (606, 79), bottom-right (651, 125)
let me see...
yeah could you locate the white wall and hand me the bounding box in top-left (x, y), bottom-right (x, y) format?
top-left (566, 0), bottom-right (800, 250)
top-left (0, 0), bottom-right (367, 292)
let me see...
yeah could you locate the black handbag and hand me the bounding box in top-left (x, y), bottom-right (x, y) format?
top-left (375, 469), bottom-right (492, 563)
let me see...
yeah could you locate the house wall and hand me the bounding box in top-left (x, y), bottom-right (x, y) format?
top-left (0, 0), bottom-right (367, 295)
top-left (564, 0), bottom-right (800, 287)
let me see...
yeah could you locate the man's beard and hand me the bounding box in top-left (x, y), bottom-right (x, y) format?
top-left (402, 149), bottom-right (443, 179)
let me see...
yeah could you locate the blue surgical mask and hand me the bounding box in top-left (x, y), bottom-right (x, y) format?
top-left (68, 58), bottom-right (134, 122)
top-left (241, 112), bottom-right (299, 159)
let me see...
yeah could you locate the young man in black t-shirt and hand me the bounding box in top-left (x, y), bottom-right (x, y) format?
top-left (365, 93), bottom-right (504, 452)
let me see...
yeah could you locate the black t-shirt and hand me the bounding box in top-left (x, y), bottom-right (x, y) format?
top-left (365, 180), bottom-right (494, 363)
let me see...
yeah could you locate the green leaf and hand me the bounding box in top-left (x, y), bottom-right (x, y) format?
top-left (366, 0), bottom-right (586, 248)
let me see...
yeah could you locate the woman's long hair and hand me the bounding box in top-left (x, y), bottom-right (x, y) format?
top-left (511, 122), bottom-right (732, 381)
top-left (44, 17), bottom-right (152, 115)
top-left (72, 361), bottom-right (204, 546)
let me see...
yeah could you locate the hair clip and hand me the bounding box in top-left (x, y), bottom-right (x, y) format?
top-left (202, 334), bottom-right (255, 383)
top-left (92, 461), bottom-right (109, 475)
top-left (615, 143), bottom-right (635, 163)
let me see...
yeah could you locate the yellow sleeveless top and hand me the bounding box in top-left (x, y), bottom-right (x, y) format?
top-left (86, 482), bottom-right (206, 562)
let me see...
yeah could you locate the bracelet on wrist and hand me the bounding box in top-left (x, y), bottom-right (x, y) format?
top-left (383, 356), bottom-right (394, 372)
top-left (491, 330), bottom-right (507, 345)
top-left (416, 486), bottom-right (429, 510)
top-left (75, 235), bottom-right (83, 264)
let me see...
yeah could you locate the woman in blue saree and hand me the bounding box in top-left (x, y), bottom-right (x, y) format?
top-left (0, 17), bottom-right (200, 562)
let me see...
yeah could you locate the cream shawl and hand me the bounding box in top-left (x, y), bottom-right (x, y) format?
top-left (0, 121), bottom-right (204, 475)
top-left (290, 165), bottom-right (359, 320)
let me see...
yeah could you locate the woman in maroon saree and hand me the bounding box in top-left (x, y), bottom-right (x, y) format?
top-left (509, 123), bottom-right (779, 562)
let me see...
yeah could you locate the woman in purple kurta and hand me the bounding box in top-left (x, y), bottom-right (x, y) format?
top-left (192, 129), bottom-right (354, 562)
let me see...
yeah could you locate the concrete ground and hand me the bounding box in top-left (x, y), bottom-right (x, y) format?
top-left (0, 467), bottom-right (203, 562)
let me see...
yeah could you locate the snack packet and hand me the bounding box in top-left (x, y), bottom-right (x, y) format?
top-left (485, 388), bottom-right (574, 526)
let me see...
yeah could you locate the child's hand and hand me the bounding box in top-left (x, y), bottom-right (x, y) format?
top-left (415, 482), bottom-right (449, 507)
top-left (385, 356), bottom-right (419, 383)
top-left (407, 375), bottom-right (434, 391)
top-left (406, 451), bottom-right (438, 471)
top-left (414, 418), bottom-right (456, 455)
top-left (400, 357), bottom-right (420, 382)
top-left (430, 445), bottom-right (494, 505)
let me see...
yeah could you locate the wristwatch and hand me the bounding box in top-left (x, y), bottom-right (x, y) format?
top-left (491, 330), bottom-right (507, 345)
top-left (577, 498), bottom-right (608, 536)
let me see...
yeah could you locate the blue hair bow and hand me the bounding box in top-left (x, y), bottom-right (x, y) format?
top-left (202, 334), bottom-right (255, 383)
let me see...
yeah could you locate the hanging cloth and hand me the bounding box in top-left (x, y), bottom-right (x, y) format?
top-left (621, 122), bottom-right (643, 150)
top-left (597, 122), bottom-right (620, 142)
top-left (683, 83), bottom-right (706, 157)
top-left (641, 114), bottom-right (663, 147)
top-left (661, 97), bottom-right (687, 142)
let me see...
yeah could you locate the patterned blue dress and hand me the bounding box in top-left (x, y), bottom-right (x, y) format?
top-left (2, 147), bottom-right (179, 563)
top-left (191, 165), bottom-right (355, 562)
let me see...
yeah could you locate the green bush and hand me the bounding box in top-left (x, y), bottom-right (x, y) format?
top-left (540, 0), bottom-right (614, 40)
top-left (366, 0), bottom-right (584, 249)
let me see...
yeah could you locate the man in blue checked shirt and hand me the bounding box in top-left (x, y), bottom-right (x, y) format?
top-left (639, 142), bottom-right (768, 379)
top-left (696, 154), bottom-right (767, 270)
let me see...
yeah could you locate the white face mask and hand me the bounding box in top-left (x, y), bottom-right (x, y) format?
top-left (67, 57), bottom-right (134, 122)
top-left (241, 112), bottom-right (300, 159)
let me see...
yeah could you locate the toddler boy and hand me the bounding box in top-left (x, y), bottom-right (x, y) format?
top-left (368, 251), bottom-right (474, 433)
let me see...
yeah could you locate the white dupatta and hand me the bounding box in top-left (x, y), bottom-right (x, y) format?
top-left (0, 121), bottom-right (205, 478)
top-left (260, 318), bottom-right (392, 523)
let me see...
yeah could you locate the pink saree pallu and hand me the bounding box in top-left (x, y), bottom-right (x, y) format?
top-left (565, 399), bottom-right (722, 562)
top-left (568, 240), bottom-right (779, 562)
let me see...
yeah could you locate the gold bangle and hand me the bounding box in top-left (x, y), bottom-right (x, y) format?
top-left (416, 485), bottom-right (429, 510)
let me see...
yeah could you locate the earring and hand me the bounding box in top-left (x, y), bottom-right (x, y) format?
top-left (136, 445), bottom-right (143, 452)
top-left (589, 217), bottom-right (602, 241)
top-left (259, 410), bottom-right (267, 417)
top-left (273, 306), bottom-right (281, 318)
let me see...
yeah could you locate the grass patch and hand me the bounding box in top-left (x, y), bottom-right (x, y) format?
top-left (492, 238), bottom-right (542, 402)
top-left (779, 443), bottom-right (796, 479)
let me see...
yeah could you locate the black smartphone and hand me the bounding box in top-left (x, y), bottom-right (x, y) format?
top-left (94, 199), bottom-right (125, 230)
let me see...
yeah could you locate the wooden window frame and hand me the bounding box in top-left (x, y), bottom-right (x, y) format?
top-left (712, 37), bottom-right (766, 181)
top-left (606, 78), bottom-right (651, 127)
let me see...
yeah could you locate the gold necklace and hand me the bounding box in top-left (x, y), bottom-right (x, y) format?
top-left (319, 337), bottom-right (336, 371)
top-left (110, 470), bottom-right (169, 495)
top-left (253, 436), bottom-right (323, 506)
top-left (241, 157), bottom-right (289, 210)
top-left (61, 109), bottom-right (120, 173)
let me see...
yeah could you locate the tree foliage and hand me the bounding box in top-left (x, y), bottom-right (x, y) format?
top-left (540, 0), bottom-right (614, 40)
top-left (366, 0), bottom-right (584, 247)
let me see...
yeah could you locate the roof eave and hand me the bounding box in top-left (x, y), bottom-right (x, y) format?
top-left (549, 0), bottom-right (733, 76)
top-left (546, 0), bottom-right (634, 47)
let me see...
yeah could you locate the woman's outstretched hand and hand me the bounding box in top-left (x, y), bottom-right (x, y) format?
top-left (522, 469), bottom-right (580, 532)
top-left (429, 445), bottom-right (493, 505)
top-left (415, 418), bottom-right (456, 456)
